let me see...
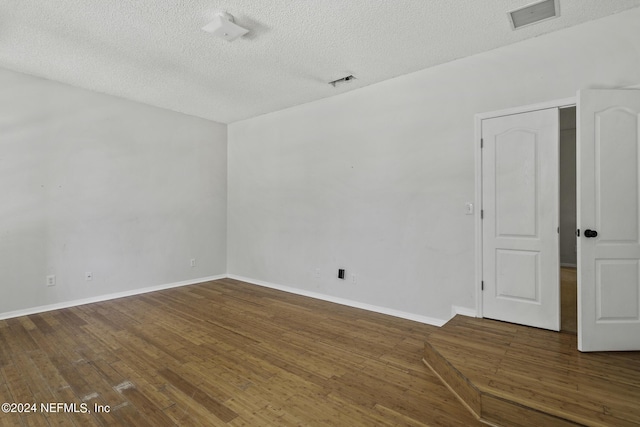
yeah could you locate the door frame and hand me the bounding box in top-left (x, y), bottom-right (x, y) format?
top-left (474, 96), bottom-right (576, 318)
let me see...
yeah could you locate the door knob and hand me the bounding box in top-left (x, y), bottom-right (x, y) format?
top-left (584, 229), bottom-right (598, 238)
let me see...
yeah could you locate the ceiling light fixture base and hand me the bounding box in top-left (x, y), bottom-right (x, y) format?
top-left (202, 11), bottom-right (249, 42)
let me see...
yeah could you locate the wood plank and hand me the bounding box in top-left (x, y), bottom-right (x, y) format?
top-left (422, 343), bottom-right (482, 418)
top-left (28, 314), bottom-right (55, 335)
top-left (118, 386), bottom-right (175, 426)
top-left (157, 368), bottom-right (238, 423)
top-left (482, 393), bottom-right (580, 427)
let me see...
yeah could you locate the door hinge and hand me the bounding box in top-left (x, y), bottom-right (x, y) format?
top-left (481, 281), bottom-right (484, 291)
top-left (481, 210), bottom-right (484, 219)
top-left (557, 227), bottom-right (560, 234)
top-left (576, 229), bottom-right (580, 237)
top-left (480, 138), bottom-right (484, 149)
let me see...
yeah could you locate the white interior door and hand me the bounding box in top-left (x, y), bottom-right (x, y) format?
top-left (578, 89), bottom-right (640, 351)
top-left (482, 108), bottom-right (560, 331)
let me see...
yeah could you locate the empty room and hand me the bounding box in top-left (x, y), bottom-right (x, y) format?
top-left (2, 1), bottom-right (640, 426)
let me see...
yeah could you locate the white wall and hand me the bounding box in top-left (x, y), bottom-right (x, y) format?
top-left (0, 68), bottom-right (227, 316)
top-left (227, 9), bottom-right (640, 323)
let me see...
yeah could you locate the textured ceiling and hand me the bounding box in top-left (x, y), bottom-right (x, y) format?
top-left (1, 1), bottom-right (639, 123)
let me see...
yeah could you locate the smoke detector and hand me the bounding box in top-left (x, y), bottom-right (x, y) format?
top-left (508, 0), bottom-right (559, 30)
top-left (202, 12), bottom-right (249, 42)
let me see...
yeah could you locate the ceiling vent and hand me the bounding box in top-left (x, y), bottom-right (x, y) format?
top-left (329, 75), bottom-right (356, 87)
top-left (508, 0), bottom-right (559, 30)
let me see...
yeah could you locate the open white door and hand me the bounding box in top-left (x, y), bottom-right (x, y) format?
top-left (482, 108), bottom-right (560, 331)
top-left (578, 89), bottom-right (640, 351)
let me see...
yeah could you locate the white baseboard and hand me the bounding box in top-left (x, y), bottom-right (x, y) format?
top-left (451, 305), bottom-right (477, 319)
top-left (226, 274), bottom-right (447, 327)
top-left (2, 273), bottom-right (452, 328)
top-left (0, 275), bottom-right (226, 320)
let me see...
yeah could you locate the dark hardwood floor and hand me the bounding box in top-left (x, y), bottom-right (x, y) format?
top-left (0, 278), bottom-right (481, 426)
top-left (424, 315), bottom-right (640, 427)
top-left (561, 267), bottom-right (577, 334)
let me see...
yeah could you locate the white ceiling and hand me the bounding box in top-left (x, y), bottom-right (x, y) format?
top-left (1, 0), bottom-right (639, 123)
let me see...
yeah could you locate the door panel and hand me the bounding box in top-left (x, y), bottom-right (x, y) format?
top-left (578, 89), bottom-right (640, 351)
top-left (496, 130), bottom-right (538, 237)
top-left (496, 250), bottom-right (539, 301)
top-left (596, 107), bottom-right (638, 243)
top-left (482, 108), bottom-right (560, 331)
top-left (596, 260), bottom-right (639, 320)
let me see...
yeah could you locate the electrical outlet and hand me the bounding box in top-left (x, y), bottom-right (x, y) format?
top-left (351, 274), bottom-right (357, 284)
top-left (190, 259), bottom-right (196, 267)
top-left (85, 272), bottom-right (93, 281)
top-left (46, 275), bottom-right (56, 287)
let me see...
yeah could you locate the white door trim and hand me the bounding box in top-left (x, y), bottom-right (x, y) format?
top-left (474, 97), bottom-right (576, 318)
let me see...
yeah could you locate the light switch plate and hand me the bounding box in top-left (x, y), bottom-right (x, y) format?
top-left (465, 202), bottom-right (474, 215)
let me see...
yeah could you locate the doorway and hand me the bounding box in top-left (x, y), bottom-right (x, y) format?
top-left (559, 106), bottom-right (577, 334)
top-left (480, 107), bottom-right (561, 330)
top-left (479, 104), bottom-right (576, 332)
top-left (477, 90), bottom-right (640, 351)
